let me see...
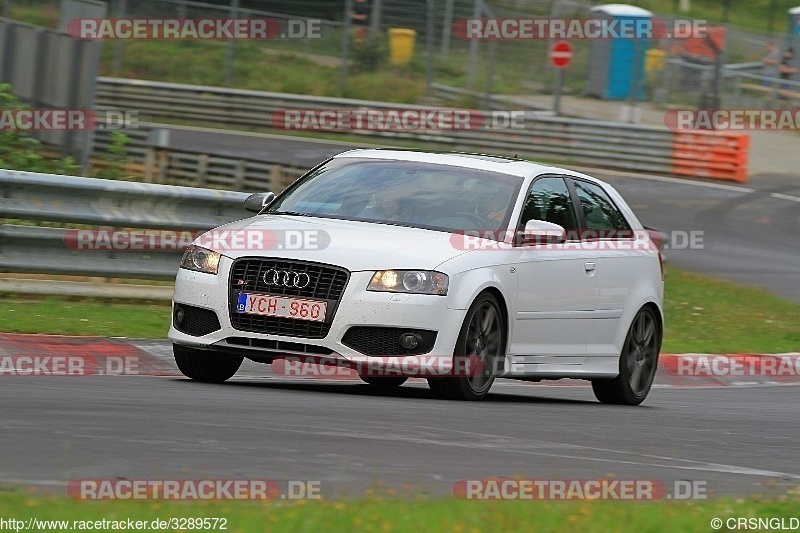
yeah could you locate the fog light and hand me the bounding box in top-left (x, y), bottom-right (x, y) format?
top-left (174, 306), bottom-right (185, 325)
top-left (399, 333), bottom-right (421, 350)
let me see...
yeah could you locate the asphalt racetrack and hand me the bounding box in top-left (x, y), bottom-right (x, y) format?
top-left (1, 346), bottom-right (799, 499)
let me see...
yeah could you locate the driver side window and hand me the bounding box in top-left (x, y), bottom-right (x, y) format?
top-left (518, 177), bottom-right (578, 233)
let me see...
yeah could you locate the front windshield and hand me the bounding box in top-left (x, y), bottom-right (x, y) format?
top-left (267, 157), bottom-right (523, 233)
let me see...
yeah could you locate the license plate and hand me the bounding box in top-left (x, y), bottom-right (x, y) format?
top-left (236, 293), bottom-right (327, 322)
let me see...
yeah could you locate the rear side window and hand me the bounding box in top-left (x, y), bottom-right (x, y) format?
top-left (572, 180), bottom-right (630, 237)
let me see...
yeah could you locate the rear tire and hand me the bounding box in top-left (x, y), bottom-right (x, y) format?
top-left (173, 344), bottom-right (243, 383)
top-left (360, 376), bottom-right (408, 389)
top-left (428, 292), bottom-right (505, 401)
top-left (592, 306), bottom-right (662, 405)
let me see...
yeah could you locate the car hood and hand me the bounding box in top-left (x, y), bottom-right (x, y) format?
top-left (197, 215), bottom-right (470, 271)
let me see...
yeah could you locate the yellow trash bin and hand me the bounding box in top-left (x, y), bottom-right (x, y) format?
top-left (645, 48), bottom-right (666, 75)
top-left (388, 28), bottom-right (417, 65)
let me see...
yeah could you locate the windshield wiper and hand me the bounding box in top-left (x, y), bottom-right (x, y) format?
top-left (266, 211), bottom-right (311, 217)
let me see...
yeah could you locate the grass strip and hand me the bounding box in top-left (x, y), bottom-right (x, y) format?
top-left (1, 266), bottom-right (798, 353)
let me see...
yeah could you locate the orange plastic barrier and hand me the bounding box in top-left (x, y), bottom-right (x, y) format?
top-left (670, 131), bottom-right (749, 183)
top-left (664, 26), bottom-right (726, 59)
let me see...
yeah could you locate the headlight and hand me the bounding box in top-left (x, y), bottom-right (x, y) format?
top-left (180, 245), bottom-right (221, 275)
top-left (368, 270), bottom-right (448, 295)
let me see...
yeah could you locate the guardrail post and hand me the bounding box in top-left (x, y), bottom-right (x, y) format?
top-left (145, 128), bottom-right (171, 184)
top-left (234, 160), bottom-right (246, 190)
top-left (197, 154), bottom-right (209, 187)
top-left (733, 73), bottom-right (742, 107)
top-left (157, 150), bottom-right (169, 185)
top-left (271, 164), bottom-right (291, 192)
top-left (144, 147), bottom-right (155, 183)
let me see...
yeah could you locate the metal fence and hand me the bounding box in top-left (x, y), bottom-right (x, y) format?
top-left (0, 169), bottom-right (249, 279)
top-left (5, 0), bottom-right (798, 108)
top-left (651, 57), bottom-right (800, 109)
top-left (105, 1), bottom-right (800, 109)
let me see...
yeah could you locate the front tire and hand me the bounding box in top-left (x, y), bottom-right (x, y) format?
top-left (428, 292), bottom-right (505, 401)
top-left (173, 344), bottom-right (243, 383)
top-left (360, 376), bottom-right (408, 389)
top-left (592, 306), bottom-right (662, 405)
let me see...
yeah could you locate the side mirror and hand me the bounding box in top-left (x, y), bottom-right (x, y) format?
top-left (244, 192), bottom-right (275, 213)
top-left (522, 220), bottom-right (566, 245)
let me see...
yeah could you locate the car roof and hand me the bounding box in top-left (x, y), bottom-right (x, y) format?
top-left (333, 149), bottom-right (604, 183)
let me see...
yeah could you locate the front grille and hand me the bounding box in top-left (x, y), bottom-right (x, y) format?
top-left (225, 337), bottom-right (334, 355)
top-left (229, 258), bottom-right (350, 339)
top-left (342, 326), bottom-right (437, 356)
top-left (174, 304), bottom-right (221, 337)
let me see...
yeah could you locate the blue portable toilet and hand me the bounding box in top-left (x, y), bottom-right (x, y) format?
top-left (790, 6), bottom-right (800, 36)
top-left (789, 7), bottom-right (800, 51)
top-left (585, 4), bottom-right (652, 100)
top-left (787, 7), bottom-right (800, 76)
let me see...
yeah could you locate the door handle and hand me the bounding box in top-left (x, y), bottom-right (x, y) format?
top-left (584, 262), bottom-right (596, 273)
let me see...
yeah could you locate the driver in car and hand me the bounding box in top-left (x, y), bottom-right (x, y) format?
top-left (359, 189), bottom-right (412, 223)
top-left (478, 190), bottom-right (508, 224)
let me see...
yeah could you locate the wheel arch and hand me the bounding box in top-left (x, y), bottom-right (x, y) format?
top-left (479, 286), bottom-right (509, 338)
top-left (615, 290), bottom-right (664, 353)
top-left (640, 301), bottom-right (664, 348)
top-left (472, 286), bottom-right (510, 372)
top-left (641, 300), bottom-right (662, 324)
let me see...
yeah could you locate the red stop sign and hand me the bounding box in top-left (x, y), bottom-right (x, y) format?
top-left (549, 41), bottom-right (573, 68)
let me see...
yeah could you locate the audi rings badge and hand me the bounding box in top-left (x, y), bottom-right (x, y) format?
top-left (263, 269), bottom-right (311, 289)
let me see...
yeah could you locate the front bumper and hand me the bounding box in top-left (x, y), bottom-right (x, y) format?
top-left (167, 257), bottom-right (466, 374)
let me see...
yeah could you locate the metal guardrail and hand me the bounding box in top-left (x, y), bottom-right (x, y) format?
top-left (0, 224), bottom-right (181, 280)
top-left (94, 77), bottom-right (750, 182)
top-left (96, 77), bottom-right (453, 130)
top-left (0, 169), bottom-right (248, 229)
top-left (0, 169), bottom-right (249, 280)
top-left (94, 120), bottom-right (748, 187)
top-left (429, 83), bottom-right (553, 112)
top-left (97, 78), bottom-right (672, 173)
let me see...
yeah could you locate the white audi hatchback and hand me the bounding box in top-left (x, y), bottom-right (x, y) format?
top-left (169, 150), bottom-right (664, 404)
